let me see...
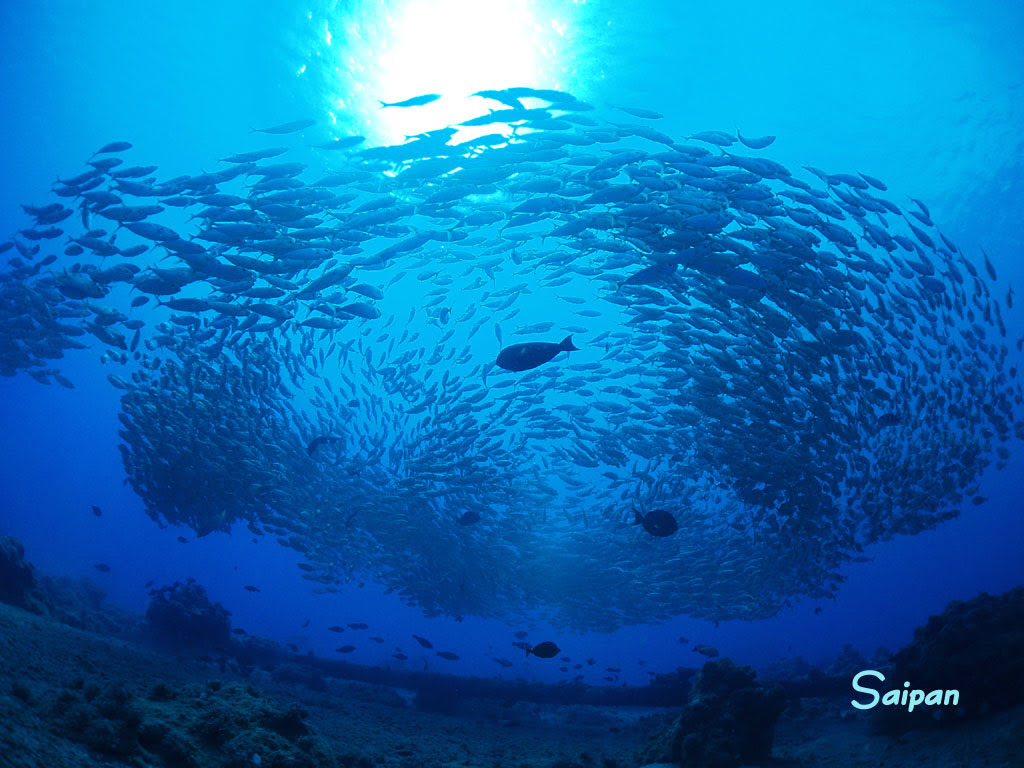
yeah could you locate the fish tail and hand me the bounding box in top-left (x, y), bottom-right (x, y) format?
top-left (560, 334), bottom-right (579, 352)
top-left (378, 100), bottom-right (389, 108)
top-left (525, 645), bottom-right (531, 657)
top-left (632, 509), bottom-right (642, 525)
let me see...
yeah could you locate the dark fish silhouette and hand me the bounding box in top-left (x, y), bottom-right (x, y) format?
top-left (633, 508), bottom-right (678, 537)
top-left (736, 130), bottom-right (776, 149)
top-left (244, 585), bottom-right (260, 592)
top-left (877, 413), bottom-right (900, 428)
top-left (250, 119), bottom-right (316, 134)
top-left (437, 651), bottom-right (459, 660)
top-left (380, 93), bottom-right (441, 108)
top-left (336, 645), bottom-right (356, 653)
top-left (93, 563), bottom-right (111, 572)
top-left (307, 435), bottom-right (343, 456)
top-left (91, 140), bottom-right (133, 156)
top-left (91, 505), bottom-right (102, 517)
top-left (496, 335), bottom-right (578, 372)
top-left (526, 641), bottom-right (560, 658)
top-left (412, 634), bottom-right (433, 649)
top-left (458, 510), bottom-right (481, 526)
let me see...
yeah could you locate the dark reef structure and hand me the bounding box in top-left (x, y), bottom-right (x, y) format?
top-left (643, 659), bottom-right (786, 768)
top-left (875, 587), bottom-right (1024, 734)
top-left (145, 580), bottom-right (232, 650)
top-left (49, 678), bottom-right (333, 767)
top-left (0, 535), bottom-right (48, 614)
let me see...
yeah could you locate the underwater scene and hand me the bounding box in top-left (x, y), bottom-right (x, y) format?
top-left (1, 1), bottom-right (1023, 766)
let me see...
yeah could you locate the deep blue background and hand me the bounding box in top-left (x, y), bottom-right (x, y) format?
top-left (1, 0), bottom-right (1021, 685)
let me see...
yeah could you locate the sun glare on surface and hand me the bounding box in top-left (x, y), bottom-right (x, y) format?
top-left (309, 0), bottom-right (584, 144)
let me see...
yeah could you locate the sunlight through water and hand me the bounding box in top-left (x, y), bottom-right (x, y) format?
top-left (306, 0), bottom-right (588, 144)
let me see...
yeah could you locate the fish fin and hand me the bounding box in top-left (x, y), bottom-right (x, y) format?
top-left (378, 100), bottom-right (390, 108)
top-left (525, 645), bottom-right (531, 657)
top-left (633, 509), bottom-right (643, 525)
top-left (560, 334), bottom-right (579, 352)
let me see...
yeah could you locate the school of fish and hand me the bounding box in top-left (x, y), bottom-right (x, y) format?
top-left (2, 87), bottom-right (1022, 631)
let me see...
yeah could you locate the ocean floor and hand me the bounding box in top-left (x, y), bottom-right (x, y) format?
top-left (1, 595), bottom-right (1022, 767)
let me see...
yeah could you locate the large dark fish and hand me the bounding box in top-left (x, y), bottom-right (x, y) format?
top-left (526, 641), bottom-right (560, 658)
top-left (457, 510), bottom-right (481, 526)
top-left (633, 508), bottom-right (678, 537)
top-left (496, 335), bottom-right (578, 372)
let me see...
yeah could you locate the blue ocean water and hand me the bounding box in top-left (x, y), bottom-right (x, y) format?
top-left (0, 0), bottom-right (1021, 695)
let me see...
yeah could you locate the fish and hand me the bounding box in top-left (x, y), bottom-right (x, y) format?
top-left (311, 136), bottom-right (366, 150)
top-left (92, 141), bottom-right (133, 156)
top-left (457, 510), bottom-right (481, 525)
top-left (694, 644), bottom-right (719, 658)
top-left (92, 505), bottom-right (102, 517)
top-left (251, 119), bottom-right (316, 134)
top-left (736, 130), bottom-right (776, 149)
top-left (347, 622), bottom-right (368, 630)
top-left (328, 626), bottom-right (345, 633)
top-left (379, 94), bottom-right (441, 108)
top-left (527, 641), bottom-right (561, 658)
top-left (436, 651), bottom-right (459, 660)
top-left (614, 105), bottom-right (663, 120)
top-left (412, 635), bottom-right (433, 649)
top-left (244, 585), bottom-right (261, 592)
top-left (495, 335), bottom-right (579, 372)
top-left (633, 508), bottom-right (678, 537)
top-left (1, 88), bottom-right (1015, 639)
top-left (307, 435), bottom-right (343, 456)
top-left (336, 645), bottom-right (356, 653)
top-left (93, 563), bottom-right (111, 573)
